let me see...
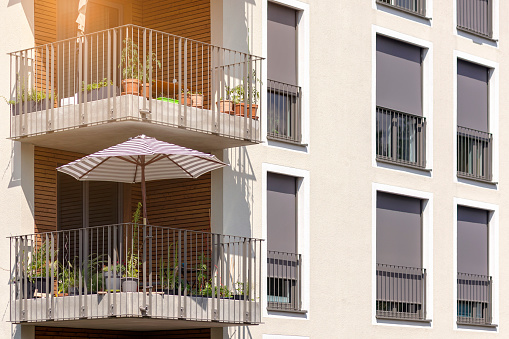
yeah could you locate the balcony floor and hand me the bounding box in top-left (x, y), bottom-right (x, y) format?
top-left (11, 95), bottom-right (260, 153)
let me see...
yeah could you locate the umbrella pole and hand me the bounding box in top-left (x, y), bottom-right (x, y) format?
top-left (141, 158), bottom-right (148, 312)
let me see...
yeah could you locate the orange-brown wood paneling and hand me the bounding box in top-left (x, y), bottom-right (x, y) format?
top-left (35, 326), bottom-right (211, 338)
top-left (142, 0), bottom-right (211, 43)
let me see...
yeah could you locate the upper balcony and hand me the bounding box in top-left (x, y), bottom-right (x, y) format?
top-left (7, 25), bottom-right (264, 154)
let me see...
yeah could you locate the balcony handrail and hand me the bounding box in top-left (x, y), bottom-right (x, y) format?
top-left (376, 263), bottom-right (427, 320)
top-left (376, 106), bottom-right (427, 168)
top-left (267, 250), bottom-right (302, 312)
top-left (457, 0), bottom-right (493, 38)
top-left (8, 24), bottom-right (264, 61)
top-left (457, 126), bottom-right (492, 181)
top-left (10, 222), bottom-right (263, 324)
top-left (267, 79), bottom-right (302, 143)
top-left (376, 0), bottom-right (427, 17)
top-left (457, 272), bottom-right (492, 325)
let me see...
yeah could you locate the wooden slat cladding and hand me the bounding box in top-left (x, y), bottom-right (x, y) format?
top-left (35, 326), bottom-right (211, 338)
top-left (142, 0), bottom-right (211, 43)
top-left (35, 147), bottom-right (84, 233)
top-left (35, 0), bottom-right (57, 46)
top-left (146, 173), bottom-right (211, 233)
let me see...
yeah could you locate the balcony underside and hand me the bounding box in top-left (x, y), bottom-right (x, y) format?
top-left (11, 95), bottom-right (260, 153)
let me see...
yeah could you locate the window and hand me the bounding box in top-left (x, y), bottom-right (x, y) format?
top-left (457, 0), bottom-right (492, 38)
top-left (376, 35), bottom-right (426, 168)
top-left (376, 0), bottom-right (426, 17)
top-left (266, 172), bottom-right (302, 312)
top-left (457, 206), bottom-right (492, 325)
top-left (267, 2), bottom-right (302, 144)
top-left (457, 60), bottom-right (492, 182)
top-left (376, 192), bottom-right (426, 320)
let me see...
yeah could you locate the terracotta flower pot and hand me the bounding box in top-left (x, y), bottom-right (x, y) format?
top-left (234, 103), bottom-right (258, 119)
top-left (191, 94), bottom-right (204, 108)
top-left (122, 79), bottom-right (140, 95)
top-left (218, 100), bottom-right (234, 113)
top-left (179, 93), bottom-right (192, 106)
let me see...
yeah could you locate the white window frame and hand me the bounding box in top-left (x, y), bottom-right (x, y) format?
top-left (262, 0), bottom-right (310, 150)
top-left (453, 198), bottom-right (499, 331)
top-left (372, 0), bottom-right (434, 21)
top-left (371, 26), bottom-right (434, 174)
top-left (453, 51), bottom-right (499, 186)
top-left (453, 0), bottom-right (499, 43)
top-left (372, 183), bottom-right (434, 326)
top-left (262, 163), bottom-right (310, 319)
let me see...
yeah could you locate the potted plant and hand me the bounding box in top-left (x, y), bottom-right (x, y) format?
top-left (7, 88), bottom-right (55, 116)
top-left (119, 38), bottom-right (141, 95)
top-left (80, 78), bottom-right (119, 102)
top-left (230, 70), bottom-right (261, 119)
top-left (20, 241), bottom-right (58, 299)
top-left (122, 202), bottom-right (141, 292)
top-left (102, 262), bottom-right (123, 292)
top-left (190, 91), bottom-right (203, 108)
top-left (179, 90), bottom-right (193, 107)
top-left (58, 262), bottom-right (79, 296)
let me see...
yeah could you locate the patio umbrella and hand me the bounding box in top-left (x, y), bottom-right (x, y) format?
top-left (57, 134), bottom-right (228, 223)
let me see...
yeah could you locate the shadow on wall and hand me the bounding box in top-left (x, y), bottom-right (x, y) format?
top-left (221, 0), bottom-right (256, 54)
top-left (223, 146), bottom-right (255, 238)
top-left (7, 0), bottom-right (35, 35)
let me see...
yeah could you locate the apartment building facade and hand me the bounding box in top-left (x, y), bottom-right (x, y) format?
top-left (1, 0), bottom-right (508, 338)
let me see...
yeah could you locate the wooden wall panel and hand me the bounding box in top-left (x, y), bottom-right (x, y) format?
top-left (35, 326), bottom-right (211, 338)
top-left (34, 147), bottom-right (84, 233)
top-left (142, 0), bottom-right (211, 43)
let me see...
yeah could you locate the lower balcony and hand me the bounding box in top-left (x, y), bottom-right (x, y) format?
top-left (376, 263), bottom-right (427, 321)
top-left (8, 24), bottom-right (263, 153)
top-left (10, 223), bottom-right (262, 330)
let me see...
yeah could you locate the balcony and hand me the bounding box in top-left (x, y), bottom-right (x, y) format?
top-left (376, 106), bottom-right (426, 169)
top-left (376, 263), bottom-right (427, 321)
top-left (9, 223), bottom-right (262, 329)
top-left (457, 272), bottom-right (493, 326)
top-left (457, 126), bottom-right (492, 182)
top-left (376, 0), bottom-right (426, 17)
top-left (267, 251), bottom-right (303, 313)
top-left (8, 25), bottom-right (264, 154)
top-left (267, 80), bottom-right (302, 144)
top-left (457, 0), bottom-right (492, 39)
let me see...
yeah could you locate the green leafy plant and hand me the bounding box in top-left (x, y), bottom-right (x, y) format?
top-left (58, 261), bottom-right (77, 294)
top-left (226, 70), bottom-right (262, 105)
top-left (81, 78), bottom-right (113, 92)
top-left (27, 241), bottom-right (58, 279)
top-left (119, 38), bottom-right (161, 81)
top-left (124, 202), bottom-right (142, 278)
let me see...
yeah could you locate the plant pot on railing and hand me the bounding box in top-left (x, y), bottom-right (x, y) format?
top-left (122, 79), bottom-right (141, 95)
top-left (234, 103), bottom-right (259, 120)
top-left (218, 100), bottom-right (234, 113)
top-left (17, 277), bottom-right (48, 299)
top-left (121, 277), bottom-right (139, 292)
top-left (10, 100), bottom-right (49, 116)
top-left (190, 93), bottom-right (203, 108)
top-left (103, 270), bottom-right (121, 292)
top-left (179, 93), bottom-right (193, 106)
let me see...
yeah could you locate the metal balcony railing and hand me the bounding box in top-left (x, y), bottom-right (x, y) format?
top-left (457, 0), bottom-right (492, 38)
top-left (376, 106), bottom-right (426, 168)
top-left (457, 126), bottom-right (492, 182)
top-left (267, 251), bottom-right (302, 312)
top-left (8, 24), bottom-right (263, 143)
top-left (376, 0), bottom-right (426, 17)
top-left (9, 223), bottom-right (262, 325)
top-left (457, 272), bottom-right (492, 326)
top-left (376, 263), bottom-right (426, 320)
top-left (267, 80), bottom-right (302, 144)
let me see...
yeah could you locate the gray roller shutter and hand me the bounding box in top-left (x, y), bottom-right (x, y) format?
top-left (457, 206), bottom-right (488, 276)
top-left (376, 35), bottom-right (422, 116)
top-left (457, 60), bottom-right (489, 132)
top-left (268, 2), bottom-right (297, 85)
top-left (267, 173), bottom-right (296, 253)
top-left (376, 192), bottom-right (422, 268)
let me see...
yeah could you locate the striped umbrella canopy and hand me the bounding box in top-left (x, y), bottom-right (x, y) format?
top-left (57, 134), bottom-right (227, 222)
